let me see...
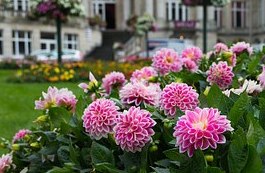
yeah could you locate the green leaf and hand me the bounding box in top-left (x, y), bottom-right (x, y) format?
top-left (228, 92), bottom-right (250, 127)
top-left (94, 163), bottom-right (126, 173)
top-left (241, 145), bottom-right (262, 173)
top-left (47, 166), bottom-right (72, 173)
top-left (119, 152), bottom-right (141, 173)
top-left (247, 54), bottom-right (261, 75)
top-left (206, 167), bottom-right (224, 173)
top-left (48, 107), bottom-right (71, 128)
top-left (151, 167), bottom-right (170, 173)
top-left (75, 95), bottom-right (88, 118)
top-left (228, 129), bottom-right (249, 173)
top-left (69, 142), bottom-right (79, 165)
top-left (257, 137), bottom-right (265, 155)
top-left (258, 93), bottom-right (265, 130)
top-left (246, 119), bottom-right (265, 147)
top-left (91, 141), bottom-right (114, 165)
top-left (207, 84), bottom-right (233, 114)
top-left (163, 148), bottom-right (188, 162)
top-left (57, 146), bottom-right (70, 163)
top-left (189, 150), bottom-right (206, 173)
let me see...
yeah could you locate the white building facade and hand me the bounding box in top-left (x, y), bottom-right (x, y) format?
top-left (84, 0), bottom-right (265, 51)
top-left (0, 0), bottom-right (102, 59)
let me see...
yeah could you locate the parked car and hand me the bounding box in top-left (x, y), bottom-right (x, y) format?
top-left (30, 49), bottom-right (83, 62)
top-left (30, 50), bottom-right (53, 61)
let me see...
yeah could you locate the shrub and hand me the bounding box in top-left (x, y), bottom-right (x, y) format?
top-left (1, 43), bottom-right (265, 173)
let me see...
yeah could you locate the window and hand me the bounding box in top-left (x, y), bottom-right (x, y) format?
top-left (12, 30), bottom-right (31, 55)
top-left (0, 30), bottom-right (2, 55)
top-left (40, 32), bottom-right (56, 51)
top-left (232, 1), bottom-right (246, 28)
top-left (166, 0), bottom-right (188, 21)
top-left (64, 34), bottom-right (78, 50)
top-left (214, 7), bottom-right (223, 28)
top-left (13, 0), bottom-right (29, 11)
top-left (92, 0), bottom-right (115, 21)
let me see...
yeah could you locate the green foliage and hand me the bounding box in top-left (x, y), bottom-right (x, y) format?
top-left (1, 42), bottom-right (265, 172)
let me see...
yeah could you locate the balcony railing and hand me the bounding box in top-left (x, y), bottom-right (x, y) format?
top-left (0, 7), bottom-right (29, 18)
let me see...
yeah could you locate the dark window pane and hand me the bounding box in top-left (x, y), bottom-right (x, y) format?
top-left (166, 3), bottom-right (169, 21)
top-left (18, 31), bottom-right (24, 38)
top-left (0, 41), bottom-right (2, 55)
top-left (236, 11), bottom-right (241, 27)
top-left (28, 42), bottom-right (31, 54)
top-left (51, 44), bottom-right (55, 50)
top-left (41, 43), bottom-right (46, 50)
top-left (12, 31), bottom-right (15, 37)
top-left (41, 32), bottom-right (55, 39)
top-left (12, 42), bottom-right (16, 54)
top-left (179, 4), bottom-right (183, 21)
top-left (18, 42), bottom-right (25, 54)
top-left (172, 3), bottom-right (176, 20)
top-left (0, 30), bottom-right (2, 37)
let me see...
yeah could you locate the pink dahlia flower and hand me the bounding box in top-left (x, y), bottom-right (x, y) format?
top-left (152, 48), bottom-right (183, 75)
top-left (181, 47), bottom-right (203, 72)
top-left (102, 71), bottom-right (126, 94)
top-left (173, 107), bottom-right (233, 157)
top-left (160, 83), bottom-right (199, 117)
top-left (0, 154), bottom-right (12, 173)
top-left (258, 65), bottom-right (265, 89)
top-left (114, 106), bottom-right (156, 153)
top-left (183, 59), bottom-right (199, 72)
top-left (214, 43), bottom-right (228, 54)
top-left (130, 66), bottom-right (158, 83)
top-left (181, 46), bottom-right (203, 64)
top-left (207, 61), bottom-right (234, 90)
top-left (119, 82), bottom-right (161, 107)
top-left (78, 72), bottom-right (99, 93)
top-left (13, 129), bottom-right (31, 143)
top-left (35, 86), bottom-right (77, 112)
top-left (82, 98), bottom-right (120, 140)
top-left (230, 41), bottom-right (253, 55)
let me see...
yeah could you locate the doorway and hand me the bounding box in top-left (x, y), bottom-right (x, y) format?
top-left (105, 3), bottom-right (116, 29)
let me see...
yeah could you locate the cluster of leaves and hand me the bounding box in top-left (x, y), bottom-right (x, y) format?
top-left (1, 48), bottom-right (265, 173)
top-left (7, 60), bottom-right (150, 83)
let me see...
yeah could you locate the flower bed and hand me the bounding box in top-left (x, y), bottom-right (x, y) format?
top-left (8, 60), bottom-right (150, 83)
top-left (1, 42), bottom-right (265, 172)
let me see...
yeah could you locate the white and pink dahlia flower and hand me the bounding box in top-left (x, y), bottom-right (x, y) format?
top-left (0, 154), bottom-right (12, 173)
top-left (82, 98), bottom-right (119, 140)
top-left (120, 82), bottom-right (161, 107)
top-left (181, 47), bottom-right (203, 72)
top-left (160, 83), bottom-right (199, 117)
top-left (152, 48), bottom-right (183, 75)
top-left (214, 43), bottom-right (228, 54)
top-left (207, 61), bottom-right (234, 90)
top-left (13, 129), bottom-right (31, 143)
top-left (102, 71), bottom-right (126, 94)
top-left (258, 65), bottom-right (265, 89)
top-left (130, 66), bottom-right (158, 83)
top-left (230, 41), bottom-right (253, 55)
top-left (173, 107), bottom-right (233, 157)
top-left (35, 86), bottom-right (77, 112)
top-left (114, 106), bottom-right (156, 153)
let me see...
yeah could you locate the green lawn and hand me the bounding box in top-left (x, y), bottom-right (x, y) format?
top-left (0, 70), bottom-right (83, 141)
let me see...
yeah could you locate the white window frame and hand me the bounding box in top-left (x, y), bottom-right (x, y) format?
top-left (12, 30), bottom-right (31, 56)
top-left (64, 34), bottom-right (78, 50)
top-left (92, 0), bottom-right (115, 21)
top-left (13, 0), bottom-right (30, 11)
top-left (40, 32), bottom-right (56, 52)
top-left (214, 7), bottom-right (223, 28)
top-left (166, 0), bottom-right (188, 21)
top-left (232, 1), bottom-right (247, 28)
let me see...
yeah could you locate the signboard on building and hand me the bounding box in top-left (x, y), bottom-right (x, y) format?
top-left (175, 21), bottom-right (196, 29)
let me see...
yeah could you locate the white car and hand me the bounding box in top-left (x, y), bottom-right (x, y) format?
top-left (30, 49), bottom-right (83, 62)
